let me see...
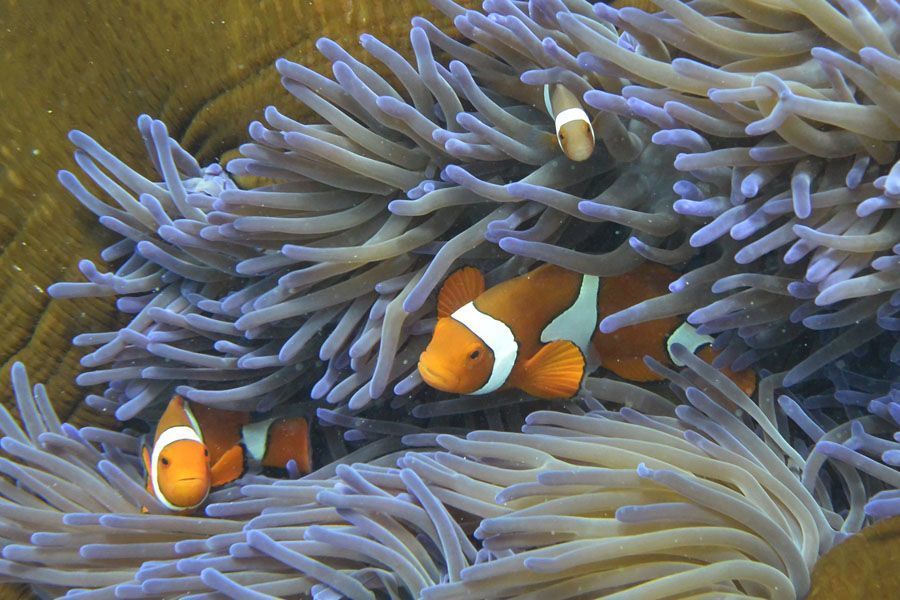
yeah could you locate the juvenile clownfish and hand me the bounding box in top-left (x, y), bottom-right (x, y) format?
top-left (141, 395), bottom-right (312, 513)
top-left (417, 263), bottom-right (757, 400)
top-left (544, 83), bottom-right (595, 162)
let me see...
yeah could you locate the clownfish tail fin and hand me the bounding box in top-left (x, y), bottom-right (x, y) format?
top-left (210, 444), bottom-right (246, 488)
top-left (438, 267), bottom-right (485, 318)
top-left (667, 322), bottom-right (757, 397)
top-left (261, 417), bottom-right (313, 475)
top-left (695, 345), bottom-right (758, 398)
top-left (520, 340), bottom-right (586, 399)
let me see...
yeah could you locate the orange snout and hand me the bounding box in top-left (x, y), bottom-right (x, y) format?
top-left (557, 120), bottom-right (594, 162)
top-left (419, 318), bottom-right (494, 395)
top-left (156, 439), bottom-right (211, 508)
top-left (418, 352), bottom-right (462, 393)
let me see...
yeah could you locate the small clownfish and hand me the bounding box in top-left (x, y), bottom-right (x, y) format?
top-left (417, 263), bottom-right (757, 400)
top-left (141, 395), bottom-right (312, 513)
top-left (544, 83), bottom-right (595, 162)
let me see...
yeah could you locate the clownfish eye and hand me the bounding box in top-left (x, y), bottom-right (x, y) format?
top-left (160, 457), bottom-right (170, 466)
top-left (469, 349), bottom-right (481, 360)
top-left (204, 448), bottom-right (209, 457)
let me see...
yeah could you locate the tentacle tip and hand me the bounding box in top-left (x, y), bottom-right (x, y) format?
top-left (782, 370), bottom-right (804, 388)
top-left (597, 316), bottom-right (619, 334)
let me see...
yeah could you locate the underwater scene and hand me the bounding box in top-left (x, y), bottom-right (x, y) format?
top-left (1, 0), bottom-right (899, 598)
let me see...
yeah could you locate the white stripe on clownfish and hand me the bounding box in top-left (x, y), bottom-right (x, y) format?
top-left (149, 425), bottom-right (204, 511)
top-left (241, 417), bottom-right (277, 462)
top-left (450, 302), bottom-right (518, 396)
top-left (540, 274), bottom-right (600, 353)
top-left (667, 322), bottom-right (714, 367)
top-left (555, 108), bottom-right (592, 133)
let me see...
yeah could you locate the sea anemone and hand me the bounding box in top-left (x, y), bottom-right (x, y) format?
top-left (0, 347), bottom-right (895, 597)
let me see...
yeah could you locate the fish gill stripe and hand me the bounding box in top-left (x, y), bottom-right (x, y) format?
top-left (667, 322), bottom-right (714, 366)
top-left (451, 302), bottom-right (518, 396)
top-left (540, 274), bottom-right (600, 352)
top-left (150, 425), bottom-right (204, 511)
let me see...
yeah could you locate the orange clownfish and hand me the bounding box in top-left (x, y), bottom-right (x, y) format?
top-left (141, 395), bottom-right (312, 513)
top-left (544, 83), bottom-right (595, 162)
top-left (417, 263), bottom-right (756, 400)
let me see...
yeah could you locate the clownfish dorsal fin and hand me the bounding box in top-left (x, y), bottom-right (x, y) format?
top-left (210, 444), bottom-right (246, 487)
top-left (518, 340), bottom-right (585, 400)
top-left (438, 267), bottom-right (485, 318)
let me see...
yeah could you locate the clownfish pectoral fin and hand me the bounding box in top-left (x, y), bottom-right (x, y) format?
top-left (696, 346), bottom-right (758, 398)
top-left (210, 444), bottom-right (245, 487)
top-left (438, 267), bottom-right (485, 318)
top-left (519, 340), bottom-right (586, 399)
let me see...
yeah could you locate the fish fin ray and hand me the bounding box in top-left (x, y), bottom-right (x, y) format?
top-left (520, 340), bottom-right (585, 399)
top-left (438, 267), bottom-right (485, 318)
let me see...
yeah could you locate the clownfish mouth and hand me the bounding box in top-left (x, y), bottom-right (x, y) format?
top-left (176, 477), bottom-right (204, 483)
top-left (418, 361), bottom-right (460, 392)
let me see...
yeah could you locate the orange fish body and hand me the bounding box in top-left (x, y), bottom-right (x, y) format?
top-left (141, 396), bottom-right (312, 513)
top-left (418, 263), bottom-right (756, 400)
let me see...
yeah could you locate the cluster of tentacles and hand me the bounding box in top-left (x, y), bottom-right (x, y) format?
top-left (0, 352), bottom-right (895, 598)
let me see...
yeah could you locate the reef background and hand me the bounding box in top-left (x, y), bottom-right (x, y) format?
top-left (0, 1), bottom-right (473, 598)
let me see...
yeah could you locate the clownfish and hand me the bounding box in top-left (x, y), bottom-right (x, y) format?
top-left (544, 83), bottom-right (595, 162)
top-left (141, 395), bottom-right (312, 513)
top-left (417, 263), bottom-right (756, 400)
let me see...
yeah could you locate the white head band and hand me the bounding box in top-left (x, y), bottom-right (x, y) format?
top-left (150, 425), bottom-right (204, 510)
top-left (451, 302), bottom-right (518, 395)
top-left (555, 108), bottom-right (593, 134)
